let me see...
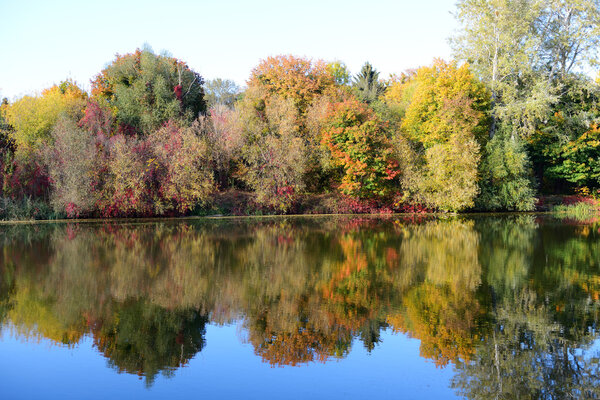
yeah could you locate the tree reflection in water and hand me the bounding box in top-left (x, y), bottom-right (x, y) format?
top-left (0, 215), bottom-right (599, 395)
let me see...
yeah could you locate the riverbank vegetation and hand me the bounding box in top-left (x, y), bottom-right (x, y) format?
top-left (1, 0), bottom-right (600, 220)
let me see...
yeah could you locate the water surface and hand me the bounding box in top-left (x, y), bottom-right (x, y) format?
top-left (1, 215), bottom-right (599, 399)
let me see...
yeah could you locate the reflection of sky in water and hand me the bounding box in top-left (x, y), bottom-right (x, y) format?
top-left (0, 324), bottom-right (457, 399)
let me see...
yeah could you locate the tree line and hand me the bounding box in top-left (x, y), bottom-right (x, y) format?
top-left (1, 0), bottom-right (599, 218)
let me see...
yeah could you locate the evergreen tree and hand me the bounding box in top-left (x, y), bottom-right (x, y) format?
top-left (353, 62), bottom-right (386, 104)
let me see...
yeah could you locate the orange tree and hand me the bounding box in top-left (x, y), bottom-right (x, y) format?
top-left (247, 55), bottom-right (337, 116)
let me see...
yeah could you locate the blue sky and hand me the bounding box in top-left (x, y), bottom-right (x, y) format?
top-left (0, 0), bottom-right (458, 99)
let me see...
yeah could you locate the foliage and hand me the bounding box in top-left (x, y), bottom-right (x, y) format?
top-left (353, 62), bottom-right (386, 104)
top-left (401, 59), bottom-right (489, 147)
top-left (547, 124), bottom-right (600, 189)
top-left (97, 121), bottom-right (214, 217)
top-left (234, 93), bottom-right (307, 212)
top-left (478, 130), bottom-right (537, 211)
top-left (321, 98), bottom-right (399, 199)
top-left (91, 48), bottom-right (205, 135)
top-left (327, 60), bottom-right (351, 86)
top-left (204, 78), bottom-right (240, 108)
top-left (248, 55), bottom-right (336, 114)
top-left (46, 117), bottom-right (98, 217)
top-left (2, 80), bottom-right (87, 150)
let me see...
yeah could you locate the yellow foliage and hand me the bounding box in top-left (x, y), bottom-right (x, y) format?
top-left (3, 81), bottom-right (87, 151)
top-left (401, 59), bottom-right (489, 147)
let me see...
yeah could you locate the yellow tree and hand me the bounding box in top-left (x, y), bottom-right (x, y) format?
top-left (402, 59), bottom-right (489, 147)
top-left (399, 60), bottom-right (490, 212)
top-left (2, 80), bottom-right (87, 151)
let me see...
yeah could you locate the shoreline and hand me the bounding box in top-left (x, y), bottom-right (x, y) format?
top-left (0, 210), bottom-right (573, 225)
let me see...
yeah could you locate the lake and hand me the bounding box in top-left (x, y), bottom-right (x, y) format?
top-left (1, 215), bottom-right (599, 399)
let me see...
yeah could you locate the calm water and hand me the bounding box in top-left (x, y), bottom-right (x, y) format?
top-left (1, 215), bottom-right (600, 399)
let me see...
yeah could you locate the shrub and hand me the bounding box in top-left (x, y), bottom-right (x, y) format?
top-left (0, 196), bottom-right (57, 221)
top-left (46, 117), bottom-right (98, 217)
top-left (147, 122), bottom-right (214, 214)
top-left (1, 150), bottom-right (49, 200)
top-left (97, 121), bottom-right (214, 217)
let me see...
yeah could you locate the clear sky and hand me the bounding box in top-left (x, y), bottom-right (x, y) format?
top-left (0, 0), bottom-right (458, 99)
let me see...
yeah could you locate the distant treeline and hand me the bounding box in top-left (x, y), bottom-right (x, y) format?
top-left (1, 0), bottom-right (600, 219)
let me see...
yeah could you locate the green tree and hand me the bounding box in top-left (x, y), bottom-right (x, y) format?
top-left (327, 60), bottom-right (351, 86)
top-left (204, 78), bottom-right (240, 108)
top-left (537, 0), bottom-right (600, 81)
top-left (353, 62), bottom-right (386, 104)
top-left (452, 0), bottom-right (555, 137)
top-left (547, 124), bottom-right (600, 189)
top-left (528, 74), bottom-right (600, 191)
top-left (91, 47), bottom-right (205, 135)
top-left (478, 130), bottom-right (537, 211)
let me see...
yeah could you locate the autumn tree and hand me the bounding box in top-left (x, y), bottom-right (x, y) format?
top-left (321, 98), bottom-right (399, 199)
top-left (400, 60), bottom-right (489, 211)
top-left (91, 47), bottom-right (205, 135)
top-left (2, 80), bottom-right (87, 151)
top-left (247, 55), bottom-right (336, 115)
top-left (402, 60), bottom-right (489, 147)
top-left (239, 55), bottom-right (344, 205)
top-left (547, 124), bottom-right (600, 189)
top-left (233, 90), bottom-right (307, 211)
